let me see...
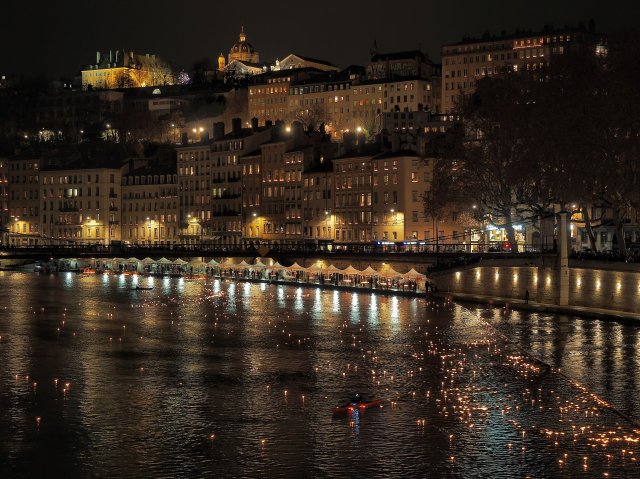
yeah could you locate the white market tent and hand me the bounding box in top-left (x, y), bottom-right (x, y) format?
top-left (325, 264), bottom-right (343, 274)
top-left (236, 260), bottom-right (251, 268)
top-left (173, 258), bottom-right (188, 265)
top-left (402, 268), bottom-right (428, 281)
top-left (342, 265), bottom-right (361, 276)
top-left (252, 260), bottom-right (267, 269)
top-left (157, 257), bottom-right (172, 265)
top-left (219, 259), bottom-right (236, 269)
top-left (381, 266), bottom-right (402, 278)
top-left (305, 263), bottom-right (325, 274)
top-left (360, 266), bottom-right (379, 277)
top-left (207, 259), bottom-right (220, 266)
top-left (286, 262), bottom-right (306, 272)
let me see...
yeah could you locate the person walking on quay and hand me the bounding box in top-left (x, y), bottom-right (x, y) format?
top-left (524, 289), bottom-right (530, 305)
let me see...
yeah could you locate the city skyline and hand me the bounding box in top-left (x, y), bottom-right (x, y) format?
top-left (2, 0), bottom-right (638, 77)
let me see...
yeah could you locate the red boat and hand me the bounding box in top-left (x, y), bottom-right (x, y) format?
top-left (333, 398), bottom-right (383, 414)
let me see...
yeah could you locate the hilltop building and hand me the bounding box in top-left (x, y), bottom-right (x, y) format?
top-left (82, 50), bottom-right (174, 90)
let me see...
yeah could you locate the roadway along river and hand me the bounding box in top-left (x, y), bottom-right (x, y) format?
top-left (0, 271), bottom-right (638, 478)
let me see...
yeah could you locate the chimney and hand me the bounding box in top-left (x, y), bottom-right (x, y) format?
top-left (391, 132), bottom-right (401, 153)
top-left (115, 50), bottom-right (119, 64)
top-left (109, 50), bottom-right (112, 62)
top-left (96, 51), bottom-right (101, 64)
top-left (231, 117), bottom-right (242, 136)
top-left (251, 117), bottom-right (259, 131)
top-left (202, 131), bottom-right (210, 142)
top-left (181, 132), bottom-right (188, 145)
top-left (213, 122), bottom-right (225, 141)
top-left (266, 120), bottom-right (274, 128)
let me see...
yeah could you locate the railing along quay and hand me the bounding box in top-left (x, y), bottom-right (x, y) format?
top-left (0, 242), bottom-right (554, 261)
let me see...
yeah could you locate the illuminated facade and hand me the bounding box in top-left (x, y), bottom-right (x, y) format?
top-left (82, 50), bottom-right (174, 90)
top-left (121, 167), bottom-right (179, 245)
top-left (229, 27), bottom-right (260, 64)
top-left (240, 125), bottom-right (334, 244)
top-left (441, 28), bottom-right (607, 112)
top-left (175, 120), bottom-right (273, 245)
top-left (7, 156), bottom-right (40, 245)
top-left (332, 140), bottom-right (458, 245)
top-left (288, 74), bottom-right (354, 138)
top-left (40, 164), bottom-right (122, 245)
top-left (0, 157), bottom-right (8, 244)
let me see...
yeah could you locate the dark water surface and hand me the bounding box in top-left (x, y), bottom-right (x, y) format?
top-left (0, 272), bottom-right (638, 478)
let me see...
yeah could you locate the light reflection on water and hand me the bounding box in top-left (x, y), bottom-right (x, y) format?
top-left (0, 272), bottom-right (639, 478)
top-left (475, 303), bottom-right (640, 421)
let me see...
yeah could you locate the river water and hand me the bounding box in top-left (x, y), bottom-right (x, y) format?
top-left (0, 271), bottom-right (638, 478)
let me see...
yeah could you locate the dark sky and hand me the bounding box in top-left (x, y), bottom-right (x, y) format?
top-left (1, 0), bottom-right (638, 77)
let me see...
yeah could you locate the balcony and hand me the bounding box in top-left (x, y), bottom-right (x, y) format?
top-left (109, 206), bottom-right (119, 211)
top-left (109, 193), bottom-right (118, 198)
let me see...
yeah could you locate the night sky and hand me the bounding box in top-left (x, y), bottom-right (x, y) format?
top-left (1, 0), bottom-right (638, 77)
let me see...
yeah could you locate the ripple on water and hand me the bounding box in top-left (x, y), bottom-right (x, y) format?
top-left (0, 272), bottom-right (639, 478)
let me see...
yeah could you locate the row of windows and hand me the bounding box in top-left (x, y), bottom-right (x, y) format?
top-left (42, 174), bottom-right (112, 185)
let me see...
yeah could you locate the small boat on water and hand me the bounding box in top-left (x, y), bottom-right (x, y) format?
top-left (134, 286), bottom-right (153, 291)
top-left (333, 396), bottom-right (383, 414)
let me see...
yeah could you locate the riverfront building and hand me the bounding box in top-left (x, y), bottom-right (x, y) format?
top-left (441, 26), bottom-right (607, 112)
top-left (175, 119), bottom-right (273, 245)
top-left (121, 162), bottom-right (180, 245)
top-left (82, 50), bottom-right (174, 90)
top-left (40, 160), bottom-right (123, 245)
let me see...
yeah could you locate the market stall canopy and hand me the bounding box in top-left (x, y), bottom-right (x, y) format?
top-left (269, 262), bottom-right (285, 270)
top-left (173, 258), bottom-right (188, 265)
top-left (140, 257), bottom-right (155, 265)
top-left (360, 266), bottom-right (379, 277)
top-left (252, 260), bottom-right (267, 269)
top-left (157, 257), bottom-right (172, 265)
top-left (236, 260), bottom-right (251, 268)
top-left (219, 259), bottom-right (236, 268)
top-left (402, 268), bottom-right (428, 281)
top-left (381, 266), bottom-right (401, 278)
top-left (325, 265), bottom-right (343, 274)
top-left (305, 263), bottom-right (325, 273)
top-left (342, 265), bottom-right (361, 276)
top-left (286, 262), bottom-right (306, 272)
top-left (207, 259), bottom-right (220, 266)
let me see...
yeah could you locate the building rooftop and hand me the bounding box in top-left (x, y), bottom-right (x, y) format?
top-left (370, 50), bottom-right (429, 62)
top-left (288, 54), bottom-right (338, 68)
top-left (443, 24), bottom-right (601, 47)
top-left (373, 149), bottom-right (420, 160)
top-left (335, 144), bottom-right (382, 160)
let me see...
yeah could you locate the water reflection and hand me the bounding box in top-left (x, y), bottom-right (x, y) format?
top-left (476, 303), bottom-right (640, 421)
top-left (0, 273), bottom-right (638, 478)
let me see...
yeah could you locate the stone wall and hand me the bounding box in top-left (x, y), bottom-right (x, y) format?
top-left (432, 261), bottom-right (640, 314)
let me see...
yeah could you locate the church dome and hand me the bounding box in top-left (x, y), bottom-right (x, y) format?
top-left (228, 27), bottom-right (259, 64)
